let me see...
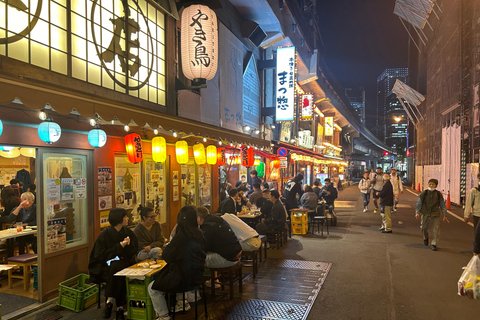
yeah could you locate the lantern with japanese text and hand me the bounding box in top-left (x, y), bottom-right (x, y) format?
top-left (125, 133), bottom-right (143, 164)
top-left (217, 147), bottom-right (226, 165)
top-left (88, 128), bottom-right (107, 148)
top-left (175, 141), bottom-right (189, 164)
top-left (193, 143), bottom-right (206, 165)
top-left (181, 4), bottom-right (218, 81)
top-left (38, 121), bottom-right (61, 144)
top-left (273, 157), bottom-right (280, 169)
top-left (152, 136), bottom-right (167, 163)
top-left (206, 145), bottom-right (217, 165)
top-left (241, 145), bottom-right (254, 167)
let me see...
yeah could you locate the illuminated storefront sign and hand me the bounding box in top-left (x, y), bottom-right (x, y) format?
top-left (317, 124), bottom-right (324, 147)
top-left (299, 130), bottom-right (314, 149)
top-left (1, 0), bottom-right (166, 105)
top-left (325, 117), bottom-right (334, 136)
top-left (301, 94), bottom-right (313, 120)
top-left (276, 47), bottom-right (296, 121)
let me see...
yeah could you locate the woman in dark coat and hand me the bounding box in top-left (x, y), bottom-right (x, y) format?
top-left (88, 208), bottom-right (138, 320)
top-left (148, 206), bottom-right (206, 320)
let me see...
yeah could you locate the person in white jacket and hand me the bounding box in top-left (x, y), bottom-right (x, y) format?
top-left (358, 172), bottom-right (371, 212)
top-left (390, 168), bottom-right (403, 211)
top-left (464, 173), bottom-right (480, 230)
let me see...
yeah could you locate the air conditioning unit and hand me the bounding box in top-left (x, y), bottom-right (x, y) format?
top-left (241, 21), bottom-right (267, 47)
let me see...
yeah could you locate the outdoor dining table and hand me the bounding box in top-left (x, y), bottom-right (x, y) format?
top-left (237, 212), bottom-right (262, 228)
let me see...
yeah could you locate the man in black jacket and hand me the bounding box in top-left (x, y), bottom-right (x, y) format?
top-left (197, 207), bottom-right (242, 268)
top-left (313, 180), bottom-right (322, 198)
top-left (378, 174), bottom-right (394, 233)
top-left (320, 178), bottom-right (337, 207)
top-left (219, 189), bottom-right (241, 214)
top-left (256, 190), bottom-right (287, 234)
top-left (283, 174), bottom-right (304, 213)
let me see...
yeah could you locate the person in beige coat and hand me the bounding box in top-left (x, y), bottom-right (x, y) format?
top-left (390, 168), bottom-right (403, 211)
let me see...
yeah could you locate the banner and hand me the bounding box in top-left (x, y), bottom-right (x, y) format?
top-left (301, 94), bottom-right (313, 120)
top-left (276, 47), bottom-right (296, 121)
top-left (325, 117), bottom-right (334, 136)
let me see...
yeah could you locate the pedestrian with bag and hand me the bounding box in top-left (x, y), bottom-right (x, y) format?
top-left (390, 168), bottom-right (403, 211)
top-left (415, 179), bottom-right (449, 251)
top-left (358, 171), bottom-right (371, 212)
top-left (464, 173), bottom-right (480, 230)
top-left (378, 174), bottom-right (394, 233)
top-left (371, 167), bottom-right (384, 214)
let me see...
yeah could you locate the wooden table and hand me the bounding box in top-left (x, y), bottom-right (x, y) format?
top-left (115, 259), bottom-right (167, 320)
top-left (237, 213), bottom-right (262, 228)
top-left (0, 228), bottom-right (37, 257)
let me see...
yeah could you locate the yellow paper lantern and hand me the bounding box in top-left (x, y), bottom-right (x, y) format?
top-left (206, 145), bottom-right (217, 165)
top-left (152, 137), bottom-right (167, 163)
top-left (193, 143), bottom-right (206, 165)
top-left (175, 141), bottom-right (189, 164)
top-left (181, 4), bottom-right (218, 81)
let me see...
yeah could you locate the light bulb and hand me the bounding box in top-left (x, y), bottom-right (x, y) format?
top-left (39, 111), bottom-right (47, 121)
top-left (271, 124), bottom-right (276, 129)
top-left (203, 137), bottom-right (207, 142)
top-left (153, 129), bottom-right (158, 135)
top-left (89, 118), bottom-right (96, 126)
top-left (173, 131), bottom-right (178, 137)
top-left (218, 140), bottom-right (222, 145)
top-left (255, 129), bottom-right (260, 134)
top-left (124, 125), bottom-right (129, 132)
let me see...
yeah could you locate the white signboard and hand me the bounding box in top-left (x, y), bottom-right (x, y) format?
top-left (301, 94), bottom-right (313, 120)
top-left (279, 157), bottom-right (288, 168)
top-left (325, 117), bottom-right (334, 136)
top-left (276, 47), bottom-right (296, 121)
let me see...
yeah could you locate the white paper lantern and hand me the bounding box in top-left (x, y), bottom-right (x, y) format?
top-left (181, 4), bottom-right (218, 81)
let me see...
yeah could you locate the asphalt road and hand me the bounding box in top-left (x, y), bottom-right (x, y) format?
top-left (267, 185), bottom-right (478, 320)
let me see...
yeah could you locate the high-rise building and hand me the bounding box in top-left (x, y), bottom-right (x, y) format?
top-left (346, 87), bottom-right (366, 125)
top-left (376, 68), bottom-right (408, 142)
top-left (385, 92), bottom-right (408, 152)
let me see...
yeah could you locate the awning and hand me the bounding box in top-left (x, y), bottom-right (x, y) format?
top-left (391, 79), bottom-right (425, 124)
top-left (0, 76), bottom-right (271, 149)
top-left (394, 0), bottom-right (437, 29)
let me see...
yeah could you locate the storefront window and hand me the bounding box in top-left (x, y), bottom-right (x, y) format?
top-left (144, 158), bottom-right (167, 224)
top-left (197, 165), bottom-right (211, 208)
top-left (181, 159), bottom-right (196, 207)
top-left (115, 156), bottom-right (141, 225)
top-left (43, 153), bottom-right (88, 252)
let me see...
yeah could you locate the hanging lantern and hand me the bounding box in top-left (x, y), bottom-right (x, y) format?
top-left (0, 119), bottom-right (3, 136)
top-left (38, 121), bottom-right (61, 144)
top-left (193, 143), bottom-right (206, 165)
top-left (88, 128), bottom-right (107, 148)
top-left (206, 145), bottom-right (217, 165)
top-left (241, 145), bottom-right (254, 167)
top-left (273, 157), bottom-right (280, 169)
top-left (152, 136), bottom-right (167, 163)
top-left (20, 148), bottom-right (36, 158)
top-left (254, 159), bottom-right (260, 166)
top-left (181, 4), bottom-right (218, 81)
top-left (217, 147), bottom-right (226, 165)
top-left (125, 133), bottom-right (143, 164)
top-left (0, 148), bottom-right (20, 158)
top-left (257, 162), bottom-right (265, 178)
top-left (175, 140), bottom-right (189, 164)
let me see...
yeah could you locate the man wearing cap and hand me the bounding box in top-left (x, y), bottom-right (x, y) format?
top-left (390, 168), bottom-right (403, 211)
top-left (415, 179), bottom-right (449, 251)
top-left (464, 173), bottom-right (480, 230)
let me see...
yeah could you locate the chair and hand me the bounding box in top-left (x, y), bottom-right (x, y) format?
top-left (7, 253), bottom-right (37, 290)
top-left (241, 250), bottom-right (259, 279)
top-left (208, 261), bottom-right (243, 300)
top-left (259, 235), bottom-right (267, 262)
top-left (327, 205), bottom-right (337, 226)
top-left (169, 283), bottom-right (208, 320)
top-left (265, 229), bottom-right (282, 249)
top-left (310, 216), bottom-right (329, 236)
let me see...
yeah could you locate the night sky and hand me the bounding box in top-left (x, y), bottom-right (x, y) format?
top-left (317, 0), bottom-right (409, 128)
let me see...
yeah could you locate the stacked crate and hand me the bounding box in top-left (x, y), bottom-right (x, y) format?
top-left (57, 274), bottom-right (98, 312)
top-left (126, 278), bottom-right (156, 320)
top-left (291, 211), bottom-right (308, 234)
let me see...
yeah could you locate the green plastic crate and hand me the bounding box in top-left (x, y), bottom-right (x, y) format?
top-left (57, 274), bottom-right (99, 312)
top-left (127, 297), bottom-right (155, 320)
top-left (126, 277), bottom-right (154, 299)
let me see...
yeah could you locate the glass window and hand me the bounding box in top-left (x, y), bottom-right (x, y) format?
top-left (181, 158), bottom-right (196, 207)
top-left (43, 153), bottom-right (88, 252)
top-left (144, 158), bottom-right (167, 224)
top-left (115, 156), bottom-right (141, 225)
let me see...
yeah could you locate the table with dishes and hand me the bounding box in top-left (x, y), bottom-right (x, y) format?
top-left (237, 207), bottom-right (262, 228)
top-left (0, 226), bottom-right (37, 257)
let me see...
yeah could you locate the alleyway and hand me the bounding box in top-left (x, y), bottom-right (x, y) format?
top-left (16, 185), bottom-right (477, 320)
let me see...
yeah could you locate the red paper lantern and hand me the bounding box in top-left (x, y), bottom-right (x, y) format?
top-left (125, 133), bottom-right (143, 164)
top-left (273, 157), bottom-right (280, 169)
top-left (217, 147), bottom-right (226, 165)
top-left (241, 145), bottom-right (254, 167)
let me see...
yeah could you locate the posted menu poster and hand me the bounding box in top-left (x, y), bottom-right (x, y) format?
top-left (74, 178), bottom-right (87, 199)
top-left (98, 167), bottom-right (112, 195)
top-left (100, 210), bottom-right (110, 229)
top-left (99, 196), bottom-right (112, 211)
top-left (173, 186), bottom-right (179, 201)
top-left (173, 171), bottom-right (179, 186)
top-left (47, 218), bottom-right (67, 253)
top-left (61, 178), bottom-right (74, 201)
top-left (46, 178), bottom-right (61, 202)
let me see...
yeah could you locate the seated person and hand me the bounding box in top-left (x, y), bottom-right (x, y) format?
top-left (235, 175), bottom-right (248, 189)
top-left (221, 213), bottom-right (261, 252)
top-left (88, 208), bottom-right (138, 320)
top-left (134, 205), bottom-right (164, 261)
top-left (237, 188), bottom-right (249, 208)
top-left (196, 206), bottom-right (242, 268)
top-left (1, 188), bottom-right (20, 224)
top-left (300, 185), bottom-right (319, 210)
top-left (27, 184), bottom-right (36, 204)
top-left (1, 179), bottom-right (22, 202)
top-left (218, 189), bottom-right (241, 215)
top-left (148, 206), bottom-right (206, 320)
top-left (7, 191), bottom-right (36, 254)
top-left (255, 190), bottom-right (287, 235)
top-left (313, 180), bottom-right (322, 198)
top-left (258, 189), bottom-right (273, 220)
top-left (248, 182), bottom-right (263, 207)
top-left (260, 182), bottom-right (270, 191)
top-left (320, 178), bottom-right (338, 208)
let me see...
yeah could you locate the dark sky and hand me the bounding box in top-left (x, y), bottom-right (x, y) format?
top-left (317, 0), bottom-right (408, 127)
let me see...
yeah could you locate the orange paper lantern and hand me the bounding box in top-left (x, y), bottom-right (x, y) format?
top-left (125, 133), bottom-right (143, 164)
top-left (206, 145), bottom-right (217, 165)
top-left (217, 147), bottom-right (226, 165)
top-left (273, 157), bottom-right (280, 169)
top-left (241, 145), bottom-right (254, 167)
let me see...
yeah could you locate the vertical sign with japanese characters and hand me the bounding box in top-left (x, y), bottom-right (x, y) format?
top-left (276, 47), bottom-right (296, 121)
top-left (325, 117), bottom-right (334, 136)
top-left (301, 94), bottom-right (313, 120)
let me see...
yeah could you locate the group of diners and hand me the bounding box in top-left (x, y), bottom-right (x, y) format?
top-left (88, 203), bottom-right (264, 320)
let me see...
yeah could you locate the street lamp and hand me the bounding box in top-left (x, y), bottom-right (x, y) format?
top-left (394, 117), bottom-right (401, 122)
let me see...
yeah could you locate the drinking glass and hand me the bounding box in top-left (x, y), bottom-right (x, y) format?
top-left (16, 222), bottom-right (23, 232)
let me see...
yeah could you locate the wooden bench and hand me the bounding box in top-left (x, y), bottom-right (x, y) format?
top-left (208, 261), bottom-right (243, 300)
top-left (8, 253), bottom-right (37, 291)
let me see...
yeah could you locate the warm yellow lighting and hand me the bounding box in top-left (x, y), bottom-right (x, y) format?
top-left (193, 143), bottom-right (206, 165)
top-left (175, 141), bottom-right (189, 164)
top-left (395, 117), bottom-right (401, 122)
top-left (152, 136), bottom-right (167, 163)
top-left (206, 145), bottom-right (217, 165)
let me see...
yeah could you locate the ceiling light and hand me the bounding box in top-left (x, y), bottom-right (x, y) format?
top-left (124, 125), bottom-right (129, 132)
top-left (39, 111), bottom-right (47, 121)
top-left (173, 130), bottom-right (177, 137)
top-left (203, 137), bottom-right (207, 142)
top-left (89, 118), bottom-right (96, 126)
top-left (153, 129), bottom-right (158, 135)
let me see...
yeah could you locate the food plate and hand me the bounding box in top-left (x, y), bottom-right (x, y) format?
top-left (150, 264), bottom-right (163, 269)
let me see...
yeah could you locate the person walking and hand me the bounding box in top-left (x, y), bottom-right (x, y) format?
top-left (369, 169), bottom-right (376, 182)
top-left (358, 171), bottom-right (371, 212)
top-left (378, 174), bottom-right (394, 233)
top-left (371, 167), bottom-right (384, 214)
top-left (390, 168), bottom-right (403, 211)
top-left (464, 173), bottom-right (480, 230)
top-left (415, 179), bottom-right (450, 251)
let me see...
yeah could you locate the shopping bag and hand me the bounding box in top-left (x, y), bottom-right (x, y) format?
top-left (458, 255), bottom-right (480, 299)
